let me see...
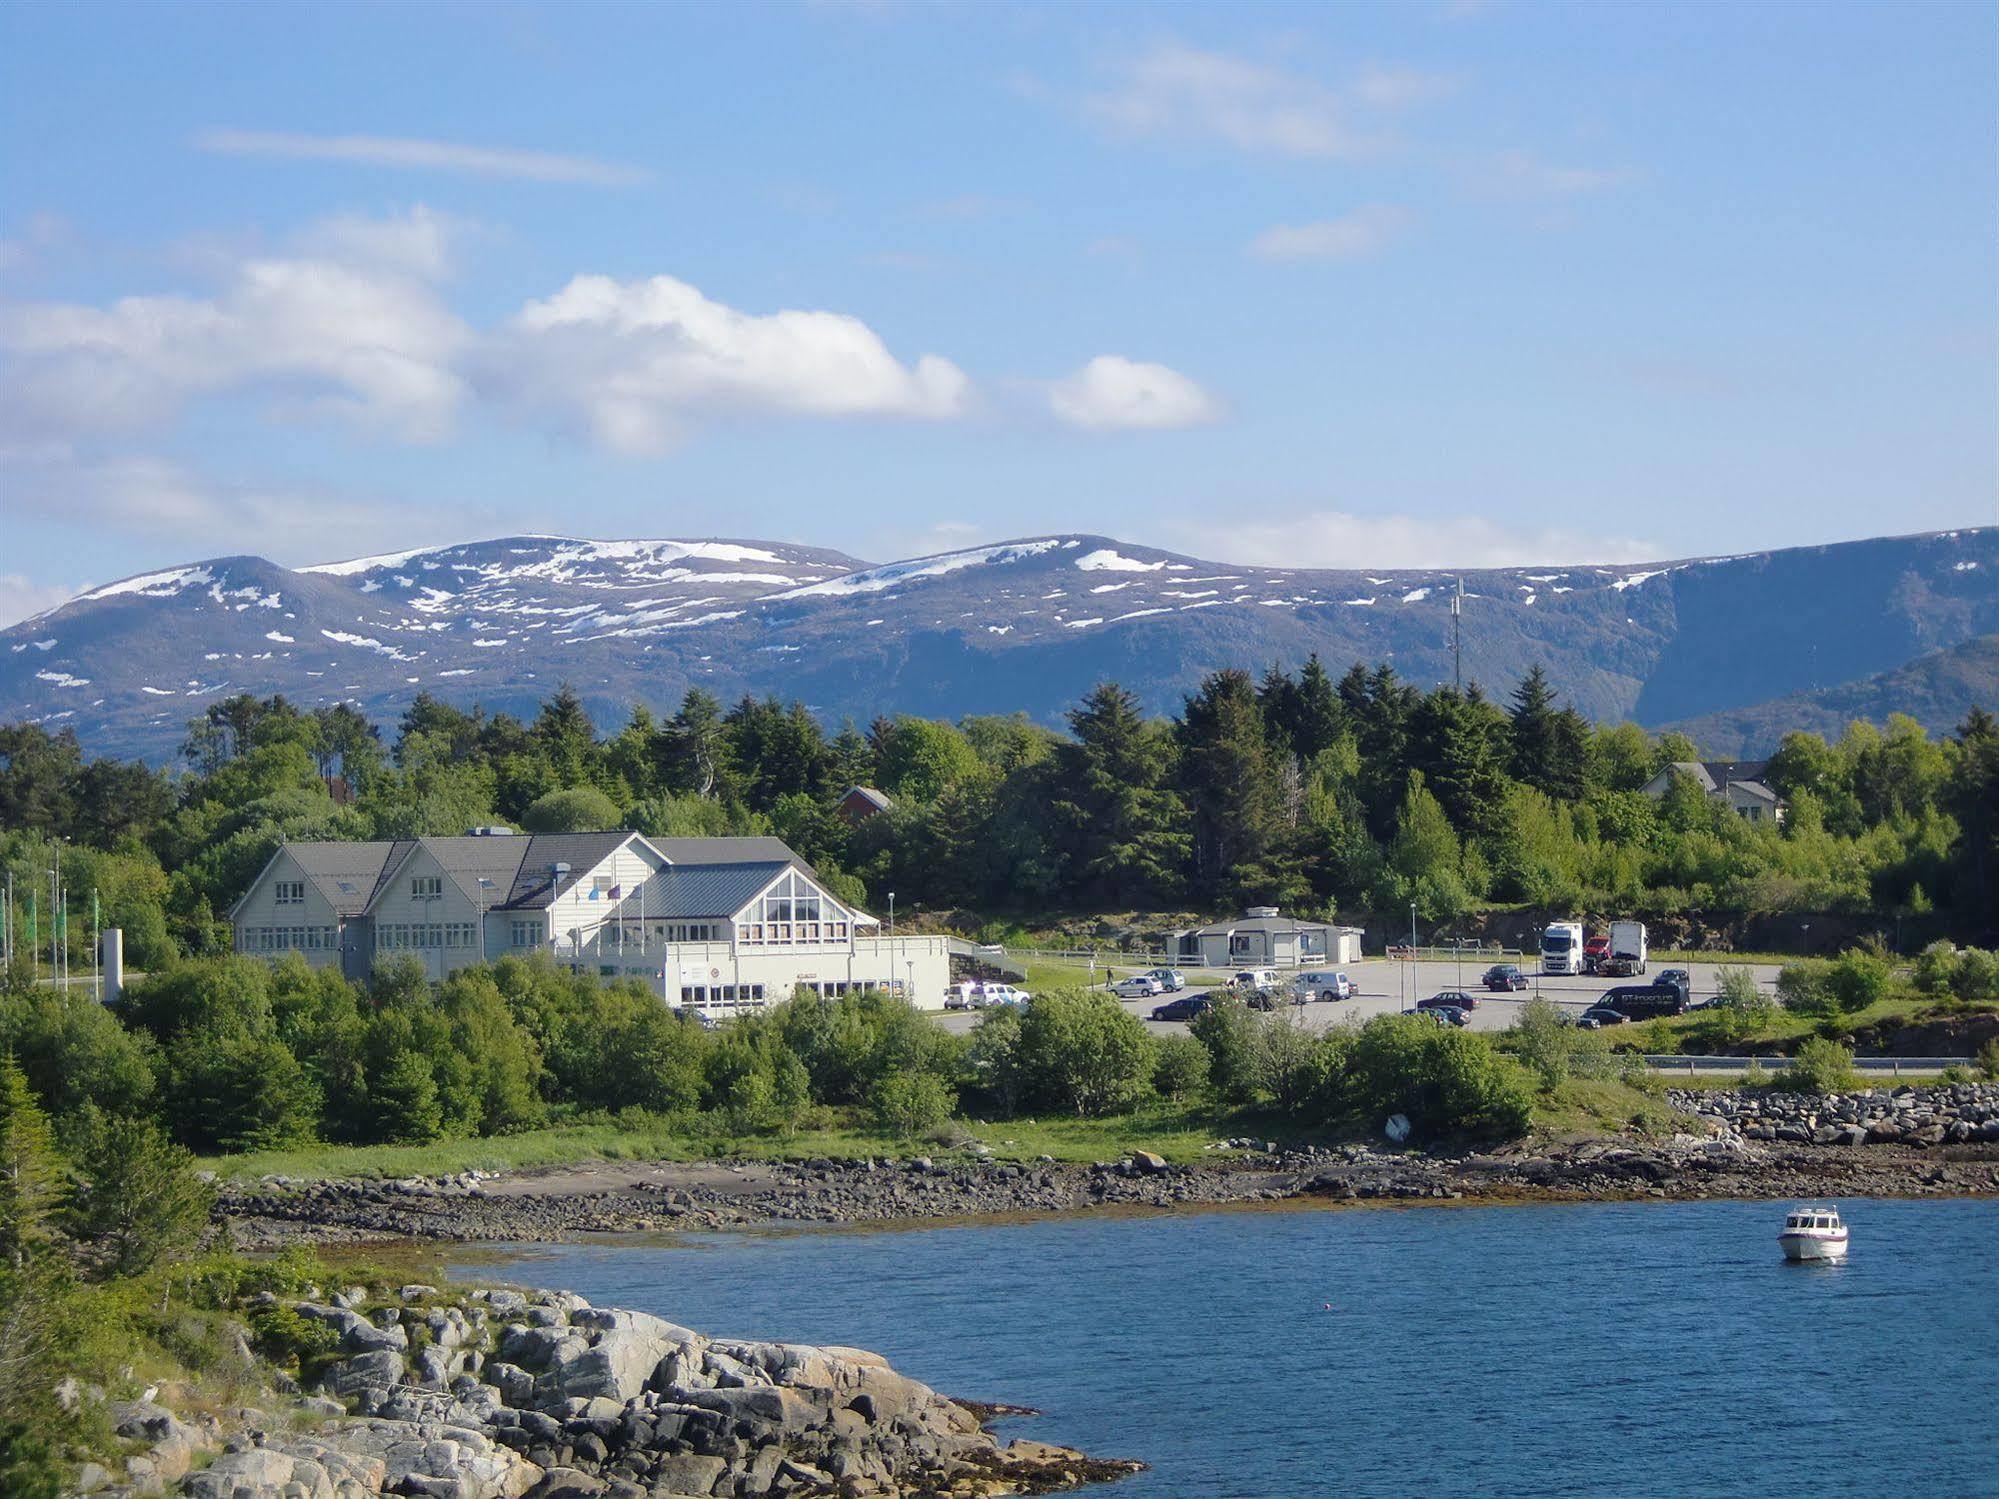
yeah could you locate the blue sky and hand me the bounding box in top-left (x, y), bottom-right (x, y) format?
top-left (2, 0), bottom-right (1994, 621)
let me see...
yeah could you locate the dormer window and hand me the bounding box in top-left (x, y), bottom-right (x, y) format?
top-left (412, 875), bottom-right (442, 898)
top-left (274, 880), bottom-right (305, 905)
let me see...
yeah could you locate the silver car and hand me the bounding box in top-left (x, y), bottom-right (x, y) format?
top-left (1110, 974), bottom-right (1163, 999)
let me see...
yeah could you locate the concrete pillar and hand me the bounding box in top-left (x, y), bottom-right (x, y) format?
top-left (101, 927), bottom-right (124, 1005)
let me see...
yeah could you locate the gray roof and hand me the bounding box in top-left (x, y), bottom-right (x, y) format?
top-left (841, 786), bottom-right (893, 811)
top-left (652, 836), bottom-right (812, 873)
top-left (643, 860), bottom-right (794, 919)
top-left (238, 831), bottom-right (815, 921)
top-left (496, 832), bottom-right (641, 909)
top-left (277, 841), bottom-right (406, 918)
top-left (1179, 915), bottom-right (1333, 938)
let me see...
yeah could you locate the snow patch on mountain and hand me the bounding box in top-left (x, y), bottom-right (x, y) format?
top-left (774, 540), bottom-right (1066, 598)
top-left (79, 567), bottom-right (215, 602)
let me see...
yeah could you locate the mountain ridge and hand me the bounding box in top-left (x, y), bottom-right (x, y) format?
top-left (4, 526), bottom-right (1993, 761)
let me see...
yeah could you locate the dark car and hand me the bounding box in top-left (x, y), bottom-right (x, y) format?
top-left (1405, 1004), bottom-right (1470, 1028)
top-left (1577, 1003), bottom-right (1629, 1029)
top-left (1598, 983), bottom-right (1688, 1020)
top-left (1149, 995), bottom-right (1214, 1023)
top-left (1482, 964), bottom-right (1529, 992)
top-left (1419, 989), bottom-right (1480, 1012)
top-left (1655, 968), bottom-right (1692, 999)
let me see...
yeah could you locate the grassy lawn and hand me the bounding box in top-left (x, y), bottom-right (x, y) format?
top-left (1529, 1077), bottom-right (1693, 1137)
top-left (1617, 996), bottom-right (1993, 1055)
top-left (199, 1102), bottom-right (1258, 1183)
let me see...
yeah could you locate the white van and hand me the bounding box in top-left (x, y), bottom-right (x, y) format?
top-left (1293, 970), bottom-right (1353, 1003)
top-left (1230, 969), bottom-right (1281, 992)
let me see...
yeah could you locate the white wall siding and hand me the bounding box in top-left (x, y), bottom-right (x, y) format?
top-left (232, 848), bottom-right (345, 970)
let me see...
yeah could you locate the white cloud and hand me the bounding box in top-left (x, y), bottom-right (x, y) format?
top-left (193, 129), bottom-right (647, 186)
top-left (297, 204), bottom-right (468, 279)
top-left (1163, 508), bottom-right (1658, 569)
top-left (0, 208), bottom-right (469, 443)
top-left (484, 273), bottom-right (971, 453)
top-left (1049, 355), bottom-right (1219, 432)
top-left (0, 572), bottom-right (82, 628)
top-left (0, 451), bottom-right (500, 577)
top-left (1087, 44), bottom-right (1367, 158)
top-left (1250, 205), bottom-right (1412, 262)
top-left (1352, 65), bottom-right (1462, 109)
top-left (1470, 150), bottom-right (1631, 200)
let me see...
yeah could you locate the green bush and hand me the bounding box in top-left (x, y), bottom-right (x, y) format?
top-left (1325, 1014), bottom-right (1532, 1141)
top-left (1775, 960), bottom-right (1836, 1016)
top-left (1775, 1037), bottom-right (1861, 1094)
top-left (868, 1070), bottom-right (954, 1139)
top-left (1187, 998), bottom-right (1262, 1105)
top-left (1977, 1039), bottom-right (1999, 1081)
top-left (1823, 949), bottom-right (1891, 1012)
top-left (1012, 989), bottom-right (1155, 1117)
top-left (1952, 948), bottom-right (1999, 1002)
top-left (1912, 942), bottom-right (1960, 996)
top-left (247, 1302), bottom-right (339, 1372)
top-left (1150, 1034), bottom-right (1209, 1102)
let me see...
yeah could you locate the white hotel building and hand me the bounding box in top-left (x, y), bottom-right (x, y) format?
top-left (227, 830), bottom-right (948, 1015)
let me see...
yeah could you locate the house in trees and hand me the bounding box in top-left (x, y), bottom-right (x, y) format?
top-left (1168, 906), bottom-right (1365, 969)
top-left (836, 785), bottom-right (894, 826)
top-left (227, 829), bottom-right (948, 1014)
top-left (1641, 760), bottom-right (1786, 824)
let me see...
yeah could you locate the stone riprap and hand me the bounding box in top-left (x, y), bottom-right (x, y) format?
top-left (80, 1285), bottom-right (1137, 1499)
top-left (1667, 1081), bottom-right (1999, 1146)
top-left (218, 1124), bottom-right (1999, 1255)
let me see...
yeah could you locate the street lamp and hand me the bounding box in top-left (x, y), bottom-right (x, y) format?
top-left (888, 892), bottom-right (895, 940)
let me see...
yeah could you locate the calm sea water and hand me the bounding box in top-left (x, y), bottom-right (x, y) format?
top-left (457, 1198), bottom-right (1999, 1499)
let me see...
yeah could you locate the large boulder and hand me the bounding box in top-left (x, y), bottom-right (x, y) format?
top-left (554, 1309), bottom-right (700, 1404)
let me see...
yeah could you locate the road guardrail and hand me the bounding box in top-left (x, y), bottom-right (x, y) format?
top-left (1641, 1054), bottom-right (1965, 1076)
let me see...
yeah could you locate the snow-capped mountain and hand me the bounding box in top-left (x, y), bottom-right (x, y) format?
top-left (3, 528), bottom-right (1994, 760)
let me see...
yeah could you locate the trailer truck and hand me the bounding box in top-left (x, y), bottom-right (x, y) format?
top-left (1540, 920), bottom-right (1586, 976)
top-left (1600, 920), bottom-right (1649, 977)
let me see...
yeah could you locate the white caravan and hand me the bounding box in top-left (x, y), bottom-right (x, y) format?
top-left (1540, 921), bottom-right (1586, 976)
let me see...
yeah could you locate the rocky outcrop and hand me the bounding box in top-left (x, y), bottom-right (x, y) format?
top-left (1668, 1081), bottom-right (1999, 1146)
top-left (75, 1284), bottom-right (1139, 1499)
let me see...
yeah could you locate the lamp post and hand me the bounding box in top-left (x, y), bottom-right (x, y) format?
top-left (1409, 901), bottom-right (1418, 1004)
top-left (888, 892), bottom-right (895, 940)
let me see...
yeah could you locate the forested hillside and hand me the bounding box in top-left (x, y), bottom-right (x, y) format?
top-left (4, 658), bottom-right (1994, 969)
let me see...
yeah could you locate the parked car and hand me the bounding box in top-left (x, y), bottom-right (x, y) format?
top-left (1144, 969), bottom-right (1187, 993)
top-left (1481, 964), bottom-right (1529, 992)
top-left (1597, 983), bottom-right (1687, 1020)
top-left (1293, 969), bottom-right (1354, 1003)
top-left (949, 981), bottom-right (1028, 1010)
top-left (1656, 968), bottom-right (1692, 999)
top-left (1582, 934), bottom-right (1611, 974)
top-left (1241, 987), bottom-right (1280, 1012)
top-left (1419, 989), bottom-right (1480, 1012)
top-left (1230, 969), bottom-right (1281, 991)
top-left (1150, 994), bottom-right (1214, 1023)
top-left (1109, 974), bottom-right (1163, 999)
top-left (1577, 1003), bottom-right (1629, 1029)
top-left (1405, 1004), bottom-right (1469, 1027)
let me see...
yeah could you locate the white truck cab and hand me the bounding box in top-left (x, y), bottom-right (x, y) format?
top-left (1540, 921), bottom-right (1586, 976)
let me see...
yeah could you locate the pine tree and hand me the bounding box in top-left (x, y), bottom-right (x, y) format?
top-left (1176, 670), bottom-right (1287, 898)
top-left (1508, 665), bottom-right (1589, 801)
top-left (63, 1106), bottom-right (212, 1279)
top-left (0, 1058), bottom-right (62, 1271)
top-left (532, 685), bottom-right (598, 787)
top-left (1053, 683), bottom-right (1190, 905)
top-left (1407, 687), bottom-right (1511, 840)
top-left (665, 689), bottom-right (729, 798)
top-left (1292, 654), bottom-right (1345, 760)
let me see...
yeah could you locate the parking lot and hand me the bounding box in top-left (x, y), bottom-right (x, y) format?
top-left (931, 957), bottom-right (1786, 1037)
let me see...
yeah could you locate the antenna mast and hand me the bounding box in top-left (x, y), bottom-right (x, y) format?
top-left (1451, 577), bottom-right (1464, 689)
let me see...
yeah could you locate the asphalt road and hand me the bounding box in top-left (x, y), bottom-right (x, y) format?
top-left (931, 957), bottom-right (1787, 1037)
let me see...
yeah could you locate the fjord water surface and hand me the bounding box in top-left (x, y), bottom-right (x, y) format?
top-left (465, 1198), bottom-right (1998, 1498)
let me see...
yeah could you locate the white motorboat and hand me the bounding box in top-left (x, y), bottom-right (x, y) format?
top-left (1778, 1204), bottom-right (1849, 1262)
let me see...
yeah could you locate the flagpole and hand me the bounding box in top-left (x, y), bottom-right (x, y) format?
top-left (93, 887), bottom-right (102, 1004)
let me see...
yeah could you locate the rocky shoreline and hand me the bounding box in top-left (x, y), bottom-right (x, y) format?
top-left (73, 1282), bottom-right (1141, 1499)
top-left (218, 1086), bottom-right (1999, 1251)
